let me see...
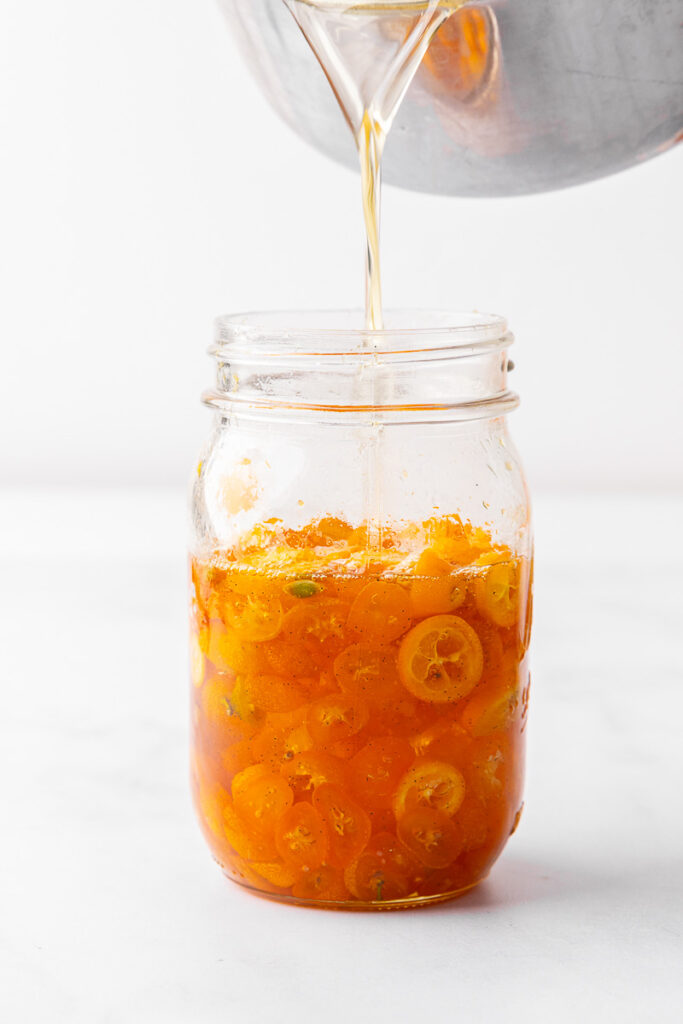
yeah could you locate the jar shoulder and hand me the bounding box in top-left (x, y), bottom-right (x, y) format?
top-left (191, 417), bottom-right (531, 559)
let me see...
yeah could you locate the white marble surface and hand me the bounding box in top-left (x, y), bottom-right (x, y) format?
top-left (1, 489), bottom-right (682, 1023)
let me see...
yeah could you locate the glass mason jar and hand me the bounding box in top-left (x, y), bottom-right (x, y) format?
top-left (189, 311), bottom-right (532, 909)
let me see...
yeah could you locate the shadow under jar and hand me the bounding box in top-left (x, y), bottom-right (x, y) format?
top-left (190, 311), bottom-right (533, 909)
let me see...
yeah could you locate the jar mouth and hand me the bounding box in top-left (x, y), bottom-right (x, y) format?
top-left (213, 309), bottom-right (509, 364)
top-left (207, 309), bottom-right (517, 424)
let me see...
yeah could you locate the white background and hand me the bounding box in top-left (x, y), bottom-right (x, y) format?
top-left (1, 0), bottom-right (682, 491)
top-left (1, 4), bottom-right (682, 1022)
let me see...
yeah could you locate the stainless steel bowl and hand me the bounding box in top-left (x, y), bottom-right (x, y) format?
top-left (217, 0), bottom-right (682, 196)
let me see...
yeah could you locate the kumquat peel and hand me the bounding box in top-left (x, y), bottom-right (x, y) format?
top-left (191, 514), bottom-right (531, 909)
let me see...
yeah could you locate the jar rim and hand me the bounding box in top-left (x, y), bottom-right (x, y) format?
top-left (213, 309), bottom-right (509, 362)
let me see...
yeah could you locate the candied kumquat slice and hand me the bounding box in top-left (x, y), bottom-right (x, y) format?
top-left (291, 865), bottom-right (348, 901)
top-left (221, 737), bottom-right (255, 777)
top-left (306, 693), bottom-right (369, 748)
top-left (464, 803), bottom-right (508, 865)
top-left (410, 550), bottom-right (467, 618)
top-left (205, 620), bottom-right (267, 675)
top-left (461, 680), bottom-right (519, 737)
top-left (192, 599), bottom-right (209, 640)
top-left (344, 832), bottom-right (418, 902)
top-left (398, 614), bottom-right (483, 703)
top-left (200, 698), bottom-right (257, 755)
top-left (409, 716), bottom-right (463, 757)
top-left (281, 599), bottom-right (349, 667)
top-left (475, 618), bottom-right (507, 682)
top-left (250, 860), bottom-right (297, 889)
top-left (393, 760), bottom-right (466, 818)
top-left (200, 672), bottom-right (233, 723)
top-left (191, 558), bottom-right (215, 619)
top-left (349, 737), bottom-right (414, 808)
top-left (230, 762), bottom-right (274, 795)
top-left (217, 676), bottom-right (255, 721)
top-left (197, 621), bottom-right (211, 655)
top-left (415, 549), bottom-right (451, 577)
top-left (226, 857), bottom-right (292, 895)
top-left (313, 784), bottom-right (371, 868)
top-left (275, 803), bottom-right (328, 870)
top-left (250, 710), bottom-right (313, 769)
top-left (232, 765), bottom-right (294, 835)
top-left (467, 733), bottom-right (510, 800)
top-left (408, 711), bottom-right (457, 755)
top-left (327, 734), bottom-right (366, 761)
top-left (347, 582), bottom-right (411, 644)
top-left (197, 781), bottom-right (230, 840)
top-left (240, 674), bottom-right (307, 714)
top-left (223, 797), bottom-right (277, 861)
top-left (419, 721), bottom-right (472, 766)
top-left (264, 638), bottom-right (316, 677)
top-left (453, 793), bottom-right (490, 852)
top-left (315, 516), bottom-right (353, 543)
top-left (474, 561), bottom-right (519, 629)
top-left (283, 750), bottom-right (346, 797)
top-left (221, 580), bottom-right (283, 642)
top-left (204, 621), bottom-right (235, 673)
top-left (397, 807), bottom-right (464, 868)
top-left (410, 576), bottom-right (467, 618)
top-left (333, 643), bottom-right (402, 701)
top-left (371, 694), bottom-right (426, 737)
top-left (200, 673), bottom-right (247, 732)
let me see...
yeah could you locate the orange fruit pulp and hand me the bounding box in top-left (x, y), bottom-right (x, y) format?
top-left (191, 514), bottom-right (531, 907)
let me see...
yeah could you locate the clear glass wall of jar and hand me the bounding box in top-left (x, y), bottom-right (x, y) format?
top-left (190, 311), bottom-right (532, 909)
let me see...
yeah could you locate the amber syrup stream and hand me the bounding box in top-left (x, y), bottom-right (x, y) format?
top-left (284, 1), bottom-right (463, 549)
